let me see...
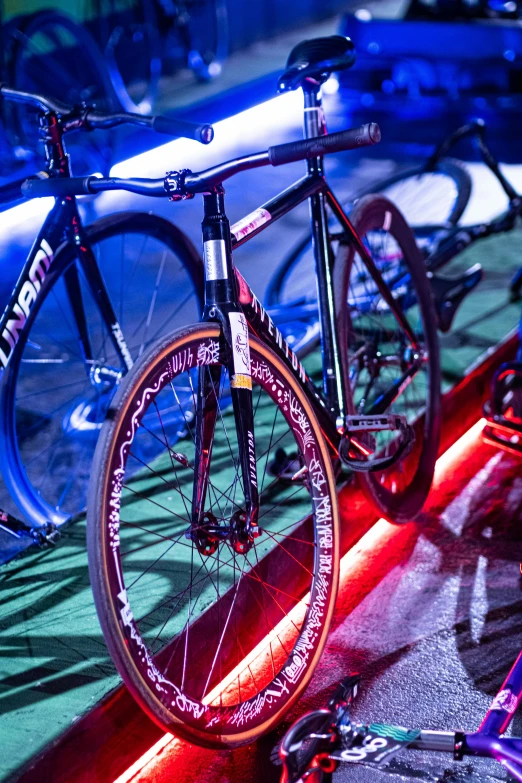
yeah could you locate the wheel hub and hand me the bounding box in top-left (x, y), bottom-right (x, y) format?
top-left (186, 509), bottom-right (258, 556)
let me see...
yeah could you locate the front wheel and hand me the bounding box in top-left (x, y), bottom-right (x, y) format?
top-left (334, 195), bottom-right (441, 523)
top-left (88, 323), bottom-right (339, 748)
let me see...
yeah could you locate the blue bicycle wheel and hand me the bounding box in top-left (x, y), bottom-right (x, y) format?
top-left (0, 212), bottom-right (203, 528)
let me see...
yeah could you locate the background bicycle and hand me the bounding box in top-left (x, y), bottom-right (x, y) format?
top-left (266, 119), bottom-right (522, 364)
top-left (0, 86), bottom-right (212, 546)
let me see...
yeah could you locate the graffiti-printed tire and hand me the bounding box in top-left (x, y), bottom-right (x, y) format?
top-left (0, 211), bottom-right (203, 528)
top-left (88, 323), bottom-right (339, 748)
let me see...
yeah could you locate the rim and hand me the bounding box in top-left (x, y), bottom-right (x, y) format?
top-left (96, 329), bottom-right (337, 737)
top-left (345, 211), bottom-right (434, 502)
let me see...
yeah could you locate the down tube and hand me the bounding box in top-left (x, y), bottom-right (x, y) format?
top-left (0, 198), bottom-right (73, 374)
top-left (234, 268), bottom-right (339, 456)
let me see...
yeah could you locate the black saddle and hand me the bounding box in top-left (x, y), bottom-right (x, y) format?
top-left (278, 35), bottom-right (356, 93)
top-left (429, 263), bottom-right (483, 333)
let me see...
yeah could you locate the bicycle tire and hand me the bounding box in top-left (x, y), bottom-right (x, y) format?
top-left (88, 322), bottom-right (339, 748)
top-left (5, 10), bottom-right (119, 174)
top-left (0, 211), bottom-right (203, 528)
top-left (366, 158), bottom-right (472, 227)
top-left (333, 195), bottom-right (441, 523)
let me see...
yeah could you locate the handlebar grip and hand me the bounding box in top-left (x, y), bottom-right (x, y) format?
top-left (22, 176), bottom-right (96, 198)
top-left (152, 115), bottom-right (214, 144)
top-left (268, 123), bottom-right (381, 167)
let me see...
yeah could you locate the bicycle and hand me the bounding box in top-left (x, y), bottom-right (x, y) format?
top-left (268, 118), bottom-right (522, 357)
top-left (0, 85), bottom-right (213, 542)
top-left (279, 657), bottom-right (522, 782)
top-left (26, 34), bottom-right (441, 746)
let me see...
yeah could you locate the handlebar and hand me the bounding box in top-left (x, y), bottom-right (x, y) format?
top-left (0, 177), bottom-right (26, 206)
top-left (0, 85), bottom-right (214, 144)
top-left (22, 123), bottom-right (381, 200)
top-left (21, 175), bottom-right (166, 199)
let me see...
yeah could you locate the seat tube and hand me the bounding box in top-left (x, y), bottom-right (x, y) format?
top-left (304, 82), bottom-right (345, 425)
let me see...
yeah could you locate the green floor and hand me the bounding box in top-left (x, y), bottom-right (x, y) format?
top-left (0, 229), bottom-right (520, 782)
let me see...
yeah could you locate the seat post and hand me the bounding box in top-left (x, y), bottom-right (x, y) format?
top-left (303, 80), bottom-right (327, 143)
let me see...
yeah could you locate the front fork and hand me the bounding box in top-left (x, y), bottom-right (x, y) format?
top-left (190, 190), bottom-right (259, 554)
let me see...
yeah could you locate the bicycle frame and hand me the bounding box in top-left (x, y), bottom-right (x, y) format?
top-left (0, 109), bottom-right (139, 533)
top-left (411, 648), bottom-right (522, 779)
top-left (192, 84), bottom-right (422, 543)
top-left (420, 119), bottom-right (522, 272)
top-left (280, 649), bottom-right (522, 783)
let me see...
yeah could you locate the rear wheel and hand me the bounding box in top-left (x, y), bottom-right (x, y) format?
top-left (334, 195), bottom-right (441, 523)
top-left (0, 212), bottom-right (203, 528)
top-left (104, 1), bottom-right (162, 114)
top-left (369, 158), bottom-right (471, 228)
top-left (88, 323), bottom-right (339, 747)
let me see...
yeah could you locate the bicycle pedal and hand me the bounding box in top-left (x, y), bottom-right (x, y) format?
top-left (340, 415), bottom-right (414, 472)
top-left (268, 448), bottom-right (303, 482)
top-left (482, 423), bottom-right (522, 457)
top-left (328, 674), bottom-right (361, 712)
top-left (345, 414), bottom-right (408, 433)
